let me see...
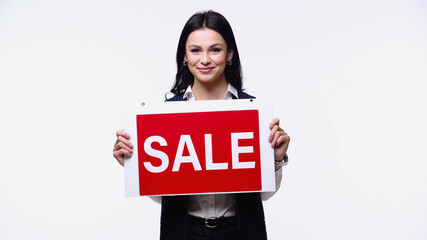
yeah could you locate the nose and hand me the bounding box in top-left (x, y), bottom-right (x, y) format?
top-left (200, 52), bottom-right (211, 65)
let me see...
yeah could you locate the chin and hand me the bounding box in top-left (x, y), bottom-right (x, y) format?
top-left (196, 77), bottom-right (219, 84)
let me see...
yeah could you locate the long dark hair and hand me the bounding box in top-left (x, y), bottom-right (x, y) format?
top-left (170, 10), bottom-right (243, 95)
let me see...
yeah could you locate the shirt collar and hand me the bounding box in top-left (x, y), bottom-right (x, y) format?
top-left (183, 85), bottom-right (194, 100)
top-left (183, 84), bottom-right (239, 100)
top-left (226, 84), bottom-right (239, 99)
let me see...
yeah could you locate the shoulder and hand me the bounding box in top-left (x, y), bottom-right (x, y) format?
top-left (237, 90), bottom-right (256, 99)
top-left (165, 93), bottom-right (186, 102)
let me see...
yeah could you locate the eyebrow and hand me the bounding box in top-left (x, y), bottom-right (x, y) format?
top-left (188, 43), bottom-right (224, 48)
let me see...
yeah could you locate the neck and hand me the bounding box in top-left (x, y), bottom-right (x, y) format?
top-left (192, 78), bottom-right (228, 100)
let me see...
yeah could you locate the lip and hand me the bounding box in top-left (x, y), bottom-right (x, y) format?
top-left (198, 67), bottom-right (214, 73)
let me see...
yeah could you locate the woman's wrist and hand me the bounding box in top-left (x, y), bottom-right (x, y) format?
top-left (274, 154), bottom-right (288, 170)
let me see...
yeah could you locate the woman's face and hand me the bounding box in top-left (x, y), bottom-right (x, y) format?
top-left (185, 28), bottom-right (232, 86)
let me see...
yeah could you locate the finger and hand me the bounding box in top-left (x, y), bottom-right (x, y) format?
top-left (113, 135), bottom-right (133, 152)
top-left (112, 149), bottom-right (122, 160)
top-left (275, 134), bottom-right (290, 148)
top-left (268, 125), bottom-right (280, 142)
top-left (120, 149), bottom-right (133, 160)
top-left (114, 141), bottom-right (134, 153)
top-left (269, 118), bottom-right (280, 130)
top-left (271, 130), bottom-right (284, 147)
top-left (113, 149), bottom-right (133, 166)
top-left (116, 130), bottom-right (131, 140)
top-left (115, 136), bottom-right (134, 150)
top-left (116, 149), bottom-right (133, 158)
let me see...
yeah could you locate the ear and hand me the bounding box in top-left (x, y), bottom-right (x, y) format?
top-left (184, 55), bottom-right (188, 62)
top-left (227, 49), bottom-right (234, 61)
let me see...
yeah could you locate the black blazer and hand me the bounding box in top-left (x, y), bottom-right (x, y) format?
top-left (159, 91), bottom-right (268, 240)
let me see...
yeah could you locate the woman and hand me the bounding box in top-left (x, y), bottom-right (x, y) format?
top-left (113, 10), bottom-right (290, 240)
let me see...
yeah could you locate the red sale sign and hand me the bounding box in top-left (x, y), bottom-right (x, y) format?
top-left (137, 110), bottom-right (261, 195)
top-left (124, 99), bottom-right (275, 197)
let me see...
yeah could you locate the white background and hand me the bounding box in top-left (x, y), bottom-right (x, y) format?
top-left (0, 0), bottom-right (426, 239)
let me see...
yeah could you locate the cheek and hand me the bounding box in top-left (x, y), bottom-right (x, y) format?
top-left (186, 55), bottom-right (199, 65)
top-left (212, 55), bottom-right (227, 65)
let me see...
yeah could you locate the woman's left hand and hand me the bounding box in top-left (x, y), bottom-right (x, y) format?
top-left (268, 118), bottom-right (290, 161)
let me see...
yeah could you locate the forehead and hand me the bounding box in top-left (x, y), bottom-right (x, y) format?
top-left (186, 28), bottom-right (226, 47)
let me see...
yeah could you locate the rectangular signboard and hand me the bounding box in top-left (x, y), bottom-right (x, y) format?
top-left (124, 99), bottom-right (275, 197)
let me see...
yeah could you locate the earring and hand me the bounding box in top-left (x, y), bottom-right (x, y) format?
top-left (226, 60), bottom-right (232, 66)
top-left (183, 60), bottom-right (188, 67)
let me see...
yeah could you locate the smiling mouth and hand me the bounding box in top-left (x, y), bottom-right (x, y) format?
top-left (198, 67), bottom-right (214, 73)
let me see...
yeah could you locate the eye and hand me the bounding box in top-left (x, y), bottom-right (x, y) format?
top-left (211, 48), bottom-right (221, 52)
top-left (190, 49), bottom-right (200, 53)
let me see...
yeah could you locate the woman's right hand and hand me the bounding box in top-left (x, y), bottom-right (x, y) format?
top-left (113, 130), bottom-right (134, 166)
